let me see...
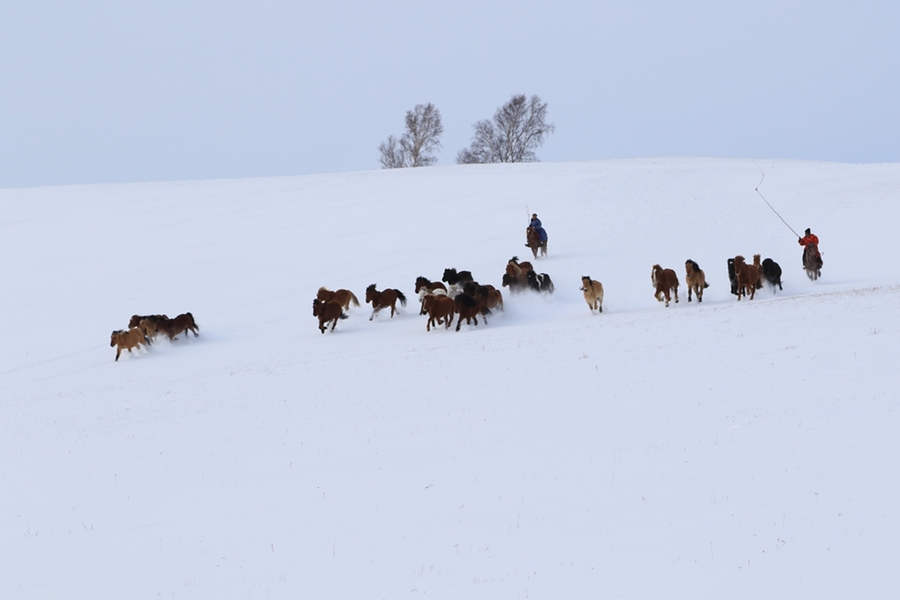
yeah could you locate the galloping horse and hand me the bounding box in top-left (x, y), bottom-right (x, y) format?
top-left (415, 277), bottom-right (448, 314)
top-left (580, 276), bottom-right (604, 313)
top-left (423, 294), bottom-right (455, 331)
top-left (312, 298), bottom-right (347, 333)
top-left (733, 256), bottom-right (760, 300)
top-left (684, 260), bottom-right (709, 302)
top-left (803, 243), bottom-right (823, 281)
top-left (365, 284), bottom-right (407, 320)
top-left (157, 313), bottom-right (200, 341)
top-left (454, 293), bottom-right (488, 331)
top-left (316, 287), bottom-right (360, 311)
top-left (526, 270), bottom-right (554, 293)
top-left (761, 258), bottom-right (783, 291)
top-left (651, 265), bottom-right (679, 307)
top-left (526, 227), bottom-right (547, 259)
top-left (110, 328), bottom-right (150, 361)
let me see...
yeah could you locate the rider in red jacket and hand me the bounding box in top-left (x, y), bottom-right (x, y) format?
top-left (798, 228), bottom-right (820, 266)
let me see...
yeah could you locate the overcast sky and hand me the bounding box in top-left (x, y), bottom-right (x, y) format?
top-left (1, 1), bottom-right (898, 188)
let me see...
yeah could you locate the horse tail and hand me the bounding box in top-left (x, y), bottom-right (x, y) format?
top-left (349, 291), bottom-right (360, 307)
top-left (395, 290), bottom-right (407, 306)
top-left (703, 282), bottom-right (709, 288)
top-left (339, 311), bottom-right (349, 320)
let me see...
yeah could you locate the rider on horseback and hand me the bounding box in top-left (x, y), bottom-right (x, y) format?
top-left (528, 213), bottom-right (548, 244)
top-left (798, 228), bottom-right (820, 266)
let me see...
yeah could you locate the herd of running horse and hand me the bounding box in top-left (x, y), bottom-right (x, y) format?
top-left (311, 225), bottom-right (819, 334)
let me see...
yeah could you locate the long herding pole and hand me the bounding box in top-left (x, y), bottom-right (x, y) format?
top-left (754, 164), bottom-right (801, 238)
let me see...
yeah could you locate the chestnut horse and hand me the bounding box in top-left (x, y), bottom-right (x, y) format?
top-left (580, 276), bottom-right (604, 313)
top-left (526, 227), bottom-right (547, 259)
top-left (651, 265), bottom-right (679, 307)
top-left (365, 284), bottom-right (407, 320)
top-left (316, 287), bottom-right (360, 311)
top-left (110, 328), bottom-right (149, 361)
top-left (503, 257), bottom-right (533, 292)
top-left (733, 255), bottom-right (760, 300)
top-left (423, 294), bottom-right (455, 331)
top-left (684, 260), bottom-right (709, 302)
top-left (157, 313), bottom-right (200, 341)
top-left (312, 298), bottom-right (347, 333)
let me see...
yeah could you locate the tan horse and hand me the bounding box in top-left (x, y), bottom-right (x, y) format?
top-left (526, 227), bottom-right (547, 259)
top-left (651, 265), bottom-right (679, 307)
top-left (580, 276), bottom-right (604, 313)
top-left (365, 284), bottom-right (407, 320)
top-left (110, 328), bottom-right (149, 361)
top-left (316, 287), bottom-right (360, 312)
top-left (312, 298), bottom-right (347, 333)
top-left (423, 294), bottom-right (455, 331)
top-left (733, 256), bottom-right (760, 300)
top-left (684, 260), bottom-right (709, 302)
top-left (157, 313), bottom-right (200, 340)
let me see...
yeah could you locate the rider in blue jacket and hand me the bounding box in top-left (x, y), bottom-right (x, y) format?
top-left (529, 213), bottom-right (548, 242)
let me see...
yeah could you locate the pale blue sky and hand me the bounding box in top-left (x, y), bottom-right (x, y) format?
top-left (2, 0), bottom-right (898, 188)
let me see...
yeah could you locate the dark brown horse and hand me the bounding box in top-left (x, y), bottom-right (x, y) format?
top-left (316, 287), bottom-right (360, 311)
top-left (526, 227), bottom-right (547, 259)
top-left (365, 284), bottom-right (407, 320)
top-left (423, 294), bottom-right (455, 331)
top-left (312, 298), bottom-right (347, 333)
top-left (454, 293), bottom-right (488, 331)
top-left (651, 265), bottom-right (679, 307)
top-left (803, 243), bottom-right (823, 281)
top-left (733, 256), bottom-right (760, 300)
top-left (157, 313), bottom-right (200, 340)
top-left (684, 259), bottom-right (709, 302)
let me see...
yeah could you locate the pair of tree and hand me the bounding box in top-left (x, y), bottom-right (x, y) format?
top-left (378, 95), bottom-right (554, 169)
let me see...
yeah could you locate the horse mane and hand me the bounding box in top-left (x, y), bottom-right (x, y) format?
top-left (686, 259), bottom-right (700, 272)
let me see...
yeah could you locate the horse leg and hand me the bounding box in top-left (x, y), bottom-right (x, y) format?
top-left (674, 287), bottom-right (679, 304)
top-left (687, 285), bottom-right (693, 302)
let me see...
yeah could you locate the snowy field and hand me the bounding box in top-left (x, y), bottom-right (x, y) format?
top-left (2, 158), bottom-right (899, 598)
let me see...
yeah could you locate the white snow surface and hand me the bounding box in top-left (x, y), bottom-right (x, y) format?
top-left (2, 158), bottom-right (899, 598)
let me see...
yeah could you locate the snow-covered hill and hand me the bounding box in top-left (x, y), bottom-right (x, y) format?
top-left (2, 159), bottom-right (899, 598)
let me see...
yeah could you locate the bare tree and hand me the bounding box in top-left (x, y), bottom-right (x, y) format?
top-left (456, 94), bottom-right (554, 164)
top-left (379, 103), bottom-right (443, 168)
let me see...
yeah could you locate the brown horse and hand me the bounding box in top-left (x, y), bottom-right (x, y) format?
top-left (526, 227), bottom-right (547, 259)
top-left (733, 256), bottom-right (760, 300)
top-left (312, 298), bottom-right (347, 333)
top-left (415, 277), bottom-right (448, 314)
top-left (684, 260), bottom-right (709, 302)
top-left (471, 284), bottom-right (503, 312)
top-left (803, 243), bottom-right (823, 281)
top-left (651, 265), bottom-right (679, 307)
top-left (581, 276), bottom-right (604, 313)
top-left (157, 313), bottom-right (200, 340)
top-left (503, 257), bottom-right (533, 292)
top-left (365, 284), bottom-right (407, 320)
top-left (423, 294), bottom-right (455, 331)
top-left (128, 314), bottom-right (168, 329)
top-left (316, 287), bottom-right (360, 311)
top-left (110, 328), bottom-right (149, 361)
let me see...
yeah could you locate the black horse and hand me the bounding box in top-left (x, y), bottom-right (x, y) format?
top-left (526, 270), bottom-right (554, 293)
top-left (761, 258), bottom-right (783, 291)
